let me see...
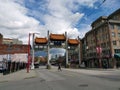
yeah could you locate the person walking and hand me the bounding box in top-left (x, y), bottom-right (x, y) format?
top-left (58, 63), bottom-right (62, 71)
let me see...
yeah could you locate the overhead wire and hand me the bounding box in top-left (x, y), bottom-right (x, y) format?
top-left (78, 0), bottom-right (107, 38)
top-left (87, 0), bottom-right (106, 17)
top-left (78, 0), bottom-right (107, 25)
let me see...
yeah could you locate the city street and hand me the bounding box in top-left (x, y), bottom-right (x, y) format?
top-left (1, 1), bottom-right (120, 90)
top-left (0, 66), bottom-right (120, 90)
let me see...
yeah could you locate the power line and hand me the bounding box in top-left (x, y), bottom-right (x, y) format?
top-left (78, 0), bottom-right (107, 25)
top-left (87, 0), bottom-right (106, 17)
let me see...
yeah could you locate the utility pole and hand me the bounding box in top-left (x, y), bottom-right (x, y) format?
top-left (31, 33), bottom-right (35, 69)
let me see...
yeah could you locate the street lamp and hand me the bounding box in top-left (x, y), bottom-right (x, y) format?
top-left (27, 33), bottom-right (31, 73)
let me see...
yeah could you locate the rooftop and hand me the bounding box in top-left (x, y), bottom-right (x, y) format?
top-left (35, 37), bottom-right (48, 44)
top-left (50, 34), bottom-right (66, 41)
top-left (68, 39), bottom-right (79, 45)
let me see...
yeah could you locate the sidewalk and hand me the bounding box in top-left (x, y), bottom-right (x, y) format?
top-left (0, 69), bottom-right (36, 82)
top-left (64, 68), bottom-right (120, 76)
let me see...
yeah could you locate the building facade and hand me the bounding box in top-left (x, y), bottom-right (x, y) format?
top-left (0, 44), bottom-right (28, 55)
top-left (0, 33), bottom-right (3, 44)
top-left (82, 8), bottom-right (120, 68)
top-left (3, 38), bottom-right (23, 45)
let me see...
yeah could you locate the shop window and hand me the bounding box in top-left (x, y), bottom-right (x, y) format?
top-left (114, 49), bottom-right (120, 53)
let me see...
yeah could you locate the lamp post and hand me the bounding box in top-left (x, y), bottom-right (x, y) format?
top-left (31, 33), bottom-right (35, 70)
top-left (78, 36), bottom-right (81, 66)
top-left (27, 33), bottom-right (31, 73)
top-left (31, 33), bottom-right (40, 70)
top-left (65, 32), bottom-right (68, 67)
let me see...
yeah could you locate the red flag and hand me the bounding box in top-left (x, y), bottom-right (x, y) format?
top-left (96, 47), bottom-right (102, 54)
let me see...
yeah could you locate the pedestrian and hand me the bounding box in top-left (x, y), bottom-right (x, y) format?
top-left (58, 63), bottom-right (62, 71)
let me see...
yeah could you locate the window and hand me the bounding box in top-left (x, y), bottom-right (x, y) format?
top-left (113, 16), bottom-right (118, 20)
top-left (107, 42), bottom-right (110, 46)
top-left (106, 34), bottom-right (109, 39)
top-left (117, 25), bottom-right (120, 30)
top-left (113, 41), bottom-right (116, 45)
top-left (119, 41), bottom-right (120, 45)
top-left (112, 32), bottom-right (115, 37)
top-left (110, 24), bottom-right (114, 30)
top-left (114, 49), bottom-right (120, 53)
top-left (118, 33), bottom-right (120, 37)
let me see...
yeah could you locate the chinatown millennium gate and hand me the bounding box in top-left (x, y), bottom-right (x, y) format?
top-left (32, 31), bottom-right (80, 68)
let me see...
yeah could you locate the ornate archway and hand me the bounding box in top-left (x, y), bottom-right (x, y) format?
top-left (33, 31), bottom-right (81, 68)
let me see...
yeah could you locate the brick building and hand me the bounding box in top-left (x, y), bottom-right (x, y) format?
top-left (0, 44), bottom-right (28, 55)
top-left (0, 33), bottom-right (27, 55)
top-left (82, 8), bottom-right (120, 68)
top-left (0, 33), bottom-right (29, 64)
top-left (0, 34), bottom-right (29, 73)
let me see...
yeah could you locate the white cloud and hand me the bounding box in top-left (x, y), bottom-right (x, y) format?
top-left (1, 0), bottom-right (114, 44)
top-left (42, 0), bottom-right (86, 36)
top-left (0, 0), bottom-right (41, 44)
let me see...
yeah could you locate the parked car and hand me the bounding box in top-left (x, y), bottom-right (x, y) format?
top-left (0, 61), bottom-right (7, 74)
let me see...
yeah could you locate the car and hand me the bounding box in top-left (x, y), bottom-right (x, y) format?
top-left (34, 62), bottom-right (39, 68)
top-left (0, 62), bottom-right (3, 73)
top-left (0, 67), bottom-right (3, 73)
top-left (0, 61), bottom-right (7, 74)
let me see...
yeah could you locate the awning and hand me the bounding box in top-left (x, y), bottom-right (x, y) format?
top-left (114, 53), bottom-right (120, 58)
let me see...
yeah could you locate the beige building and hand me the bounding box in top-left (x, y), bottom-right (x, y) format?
top-left (82, 8), bottom-right (120, 68)
top-left (3, 38), bottom-right (23, 45)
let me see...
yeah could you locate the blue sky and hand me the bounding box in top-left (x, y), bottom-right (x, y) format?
top-left (0, 0), bottom-right (120, 43)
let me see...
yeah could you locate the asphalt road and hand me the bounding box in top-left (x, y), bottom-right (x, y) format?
top-left (0, 67), bottom-right (120, 90)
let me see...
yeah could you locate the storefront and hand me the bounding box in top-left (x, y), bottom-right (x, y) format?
top-left (114, 53), bottom-right (120, 68)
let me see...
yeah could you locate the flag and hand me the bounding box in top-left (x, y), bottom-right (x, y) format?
top-left (96, 47), bottom-right (102, 54)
